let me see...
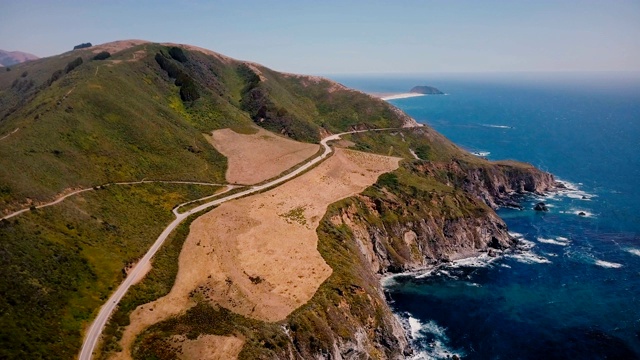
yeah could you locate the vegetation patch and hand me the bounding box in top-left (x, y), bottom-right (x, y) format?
top-left (92, 51), bottom-right (111, 61)
top-left (0, 183), bottom-right (220, 359)
top-left (279, 206), bottom-right (307, 225)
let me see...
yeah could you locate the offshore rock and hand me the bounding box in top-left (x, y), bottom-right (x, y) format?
top-left (534, 202), bottom-right (549, 211)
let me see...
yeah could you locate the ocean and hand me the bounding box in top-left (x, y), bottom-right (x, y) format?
top-left (331, 73), bottom-right (640, 359)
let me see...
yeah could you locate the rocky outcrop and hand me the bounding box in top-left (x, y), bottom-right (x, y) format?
top-left (408, 160), bottom-right (557, 210)
top-left (534, 202), bottom-right (549, 211)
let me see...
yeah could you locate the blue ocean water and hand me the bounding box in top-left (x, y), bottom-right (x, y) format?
top-left (332, 73), bottom-right (640, 359)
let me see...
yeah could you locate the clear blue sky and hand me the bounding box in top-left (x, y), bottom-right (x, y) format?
top-left (1, 0), bottom-right (639, 74)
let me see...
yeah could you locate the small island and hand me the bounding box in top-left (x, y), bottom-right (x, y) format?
top-left (410, 85), bottom-right (444, 95)
top-left (377, 85), bottom-right (445, 100)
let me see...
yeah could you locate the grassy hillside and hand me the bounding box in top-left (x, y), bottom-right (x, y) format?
top-left (0, 183), bottom-right (221, 359)
top-left (0, 40), bottom-right (424, 359)
top-left (0, 41), bottom-right (413, 213)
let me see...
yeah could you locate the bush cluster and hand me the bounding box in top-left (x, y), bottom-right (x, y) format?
top-left (64, 57), bottom-right (83, 73)
top-left (73, 42), bottom-right (92, 50)
top-left (92, 51), bottom-right (111, 60)
top-left (168, 47), bottom-right (188, 63)
top-left (154, 50), bottom-right (200, 102)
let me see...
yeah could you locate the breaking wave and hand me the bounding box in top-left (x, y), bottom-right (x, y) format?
top-left (406, 315), bottom-right (464, 360)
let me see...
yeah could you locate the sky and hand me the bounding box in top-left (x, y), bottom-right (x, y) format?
top-left (1, 0), bottom-right (639, 74)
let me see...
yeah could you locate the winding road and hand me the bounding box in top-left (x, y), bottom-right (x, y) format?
top-left (77, 128), bottom-right (397, 360)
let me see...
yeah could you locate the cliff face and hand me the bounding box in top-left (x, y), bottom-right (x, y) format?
top-left (283, 160), bottom-right (556, 359)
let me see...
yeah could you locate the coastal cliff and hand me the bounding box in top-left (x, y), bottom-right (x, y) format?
top-left (276, 157), bottom-right (557, 359)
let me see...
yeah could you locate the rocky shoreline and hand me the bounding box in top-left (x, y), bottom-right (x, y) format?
top-left (309, 158), bottom-right (559, 358)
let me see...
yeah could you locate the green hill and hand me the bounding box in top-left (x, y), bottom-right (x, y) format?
top-left (0, 41), bottom-right (415, 213)
top-left (0, 40), bottom-right (422, 359)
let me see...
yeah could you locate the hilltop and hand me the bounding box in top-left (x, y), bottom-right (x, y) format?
top-left (0, 40), bottom-right (556, 359)
top-left (0, 49), bottom-right (39, 67)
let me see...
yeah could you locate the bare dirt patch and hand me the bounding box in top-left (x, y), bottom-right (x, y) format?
top-left (114, 149), bottom-right (399, 358)
top-left (207, 128), bottom-right (319, 185)
top-left (168, 334), bottom-right (244, 360)
top-left (90, 40), bottom-right (150, 55)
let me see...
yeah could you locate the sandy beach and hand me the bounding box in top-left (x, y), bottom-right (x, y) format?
top-left (376, 93), bottom-right (426, 101)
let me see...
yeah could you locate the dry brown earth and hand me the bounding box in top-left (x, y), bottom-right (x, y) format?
top-left (112, 149), bottom-right (399, 359)
top-left (168, 334), bottom-right (245, 360)
top-left (206, 128), bottom-right (319, 185)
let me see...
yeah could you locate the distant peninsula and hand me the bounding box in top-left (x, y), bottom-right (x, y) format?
top-left (410, 85), bottom-right (444, 95)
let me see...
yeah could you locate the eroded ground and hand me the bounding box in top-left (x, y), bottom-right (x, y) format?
top-left (112, 148), bottom-right (399, 359)
top-left (206, 128), bottom-right (319, 185)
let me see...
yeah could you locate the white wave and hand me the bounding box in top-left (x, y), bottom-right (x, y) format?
top-left (409, 317), bottom-right (423, 338)
top-left (407, 317), bottom-right (464, 360)
top-left (537, 237), bottom-right (570, 246)
top-left (508, 252), bottom-right (551, 264)
top-left (449, 253), bottom-right (497, 268)
top-left (516, 239), bottom-right (536, 250)
top-left (414, 268), bottom-right (439, 279)
top-left (571, 209), bottom-right (595, 218)
top-left (626, 248), bottom-right (640, 257)
top-left (556, 236), bottom-right (569, 241)
top-left (594, 260), bottom-right (623, 268)
top-left (481, 124), bottom-right (513, 129)
top-left (471, 151), bottom-right (490, 157)
top-left (555, 179), bottom-right (597, 201)
top-left (380, 273), bottom-right (403, 287)
top-left (509, 231), bottom-right (524, 239)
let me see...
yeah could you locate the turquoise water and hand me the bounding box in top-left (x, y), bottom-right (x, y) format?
top-left (332, 73), bottom-right (640, 359)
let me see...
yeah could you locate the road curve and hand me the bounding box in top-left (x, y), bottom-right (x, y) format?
top-left (78, 128), bottom-right (397, 360)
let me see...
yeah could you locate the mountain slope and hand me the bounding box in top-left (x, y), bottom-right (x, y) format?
top-left (0, 49), bottom-right (39, 67)
top-left (0, 40), bottom-right (415, 214)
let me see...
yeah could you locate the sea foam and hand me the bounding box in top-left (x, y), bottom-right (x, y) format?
top-left (406, 316), bottom-right (463, 360)
top-left (508, 252), bottom-right (552, 264)
top-left (594, 260), bottom-right (623, 268)
top-left (481, 124), bottom-right (513, 129)
top-left (537, 237), bottom-right (570, 246)
top-left (626, 248), bottom-right (640, 257)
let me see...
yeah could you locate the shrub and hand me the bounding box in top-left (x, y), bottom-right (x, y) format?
top-left (5, 67), bottom-right (10, 72)
top-left (21, 71), bottom-right (28, 77)
top-left (155, 51), bottom-right (200, 102)
top-left (154, 53), bottom-right (180, 78)
top-left (92, 51), bottom-right (111, 60)
top-left (64, 57), bottom-right (83, 73)
top-left (180, 79), bottom-right (200, 101)
top-left (168, 47), bottom-right (188, 63)
top-left (377, 173), bottom-right (399, 189)
top-left (48, 69), bottom-right (64, 85)
top-left (73, 42), bottom-right (92, 50)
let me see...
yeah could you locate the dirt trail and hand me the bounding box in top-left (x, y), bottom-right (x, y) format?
top-left (0, 128), bottom-right (19, 141)
top-left (207, 128), bottom-right (319, 185)
top-left (114, 149), bottom-right (400, 359)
